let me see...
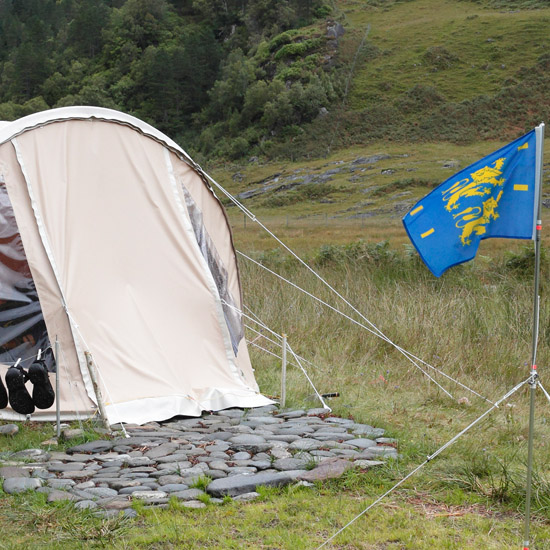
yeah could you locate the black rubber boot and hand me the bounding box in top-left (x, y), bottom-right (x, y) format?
top-left (5, 365), bottom-right (35, 415)
top-left (27, 359), bottom-right (55, 409)
top-left (0, 374), bottom-right (7, 409)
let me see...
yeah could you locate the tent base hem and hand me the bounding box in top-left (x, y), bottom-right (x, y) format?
top-left (105, 388), bottom-right (275, 425)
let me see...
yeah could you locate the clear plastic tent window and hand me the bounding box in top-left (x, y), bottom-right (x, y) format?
top-left (180, 183), bottom-right (244, 355)
top-left (0, 177), bottom-right (52, 369)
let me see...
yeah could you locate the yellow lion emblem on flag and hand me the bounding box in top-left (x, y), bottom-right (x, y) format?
top-left (441, 158), bottom-right (506, 245)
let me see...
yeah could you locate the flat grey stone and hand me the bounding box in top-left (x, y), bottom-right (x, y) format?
top-left (47, 489), bottom-right (78, 502)
top-left (125, 466), bottom-right (157, 474)
top-left (228, 434), bottom-right (270, 453)
top-left (82, 487), bottom-right (118, 499)
top-left (314, 426), bottom-right (348, 433)
top-left (3, 477), bottom-right (42, 493)
top-left (0, 424), bottom-right (19, 436)
top-left (157, 475), bottom-right (186, 486)
top-left (233, 491), bottom-right (260, 501)
top-left (49, 452), bottom-right (93, 463)
top-left (68, 440), bottom-right (114, 454)
top-left (313, 433), bottom-right (355, 441)
top-left (61, 470), bottom-right (94, 479)
top-left (11, 449), bottom-right (50, 461)
top-left (210, 452), bottom-right (230, 460)
top-left (99, 498), bottom-right (133, 510)
top-left (172, 488), bottom-right (205, 501)
top-left (144, 443), bottom-right (180, 459)
top-left (275, 410), bottom-right (306, 419)
top-left (61, 428), bottom-right (84, 441)
top-left (266, 435), bottom-right (301, 443)
top-left (324, 418), bottom-right (355, 427)
top-left (96, 452), bottom-right (130, 463)
top-left (272, 458), bottom-right (311, 471)
top-left (205, 469), bottom-right (227, 480)
top-left (182, 500), bottom-right (206, 509)
top-left (47, 462), bottom-right (86, 472)
top-left (298, 458), bottom-right (352, 482)
top-left (119, 486), bottom-right (154, 495)
top-left (352, 425), bottom-right (385, 437)
top-left (156, 454), bottom-right (190, 464)
top-left (74, 481), bottom-right (96, 490)
top-left (242, 416), bottom-right (284, 426)
top-left (362, 447), bottom-right (398, 458)
top-left (32, 468), bottom-right (56, 480)
top-left (269, 447), bottom-right (292, 460)
top-left (75, 500), bottom-right (98, 510)
top-left (289, 439), bottom-right (323, 451)
top-left (47, 478), bottom-right (76, 489)
top-left (161, 484), bottom-right (190, 493)
top-left (0, 466), bottom-right (29, 478)
top-left (346, 439), bottom-right (377, 449)
top-left (251, 460), bottom-right (272, 471)
top-left (310, 450), bottom-right (336, 458)
top-left (208, 460), bottom-right (230, 472)
top-left (217, 409), bottom-right (245, 419)
top-left (127, 457), bottom-right (154, 467)
top-left (108, 480), bottom-right (144, 490)
top-left (232, 452), bottom-right (251, 460)
top-left (131, 490), bottom-right (168, 500)
top-left (227, 466), bottom-right (257, 476)
top-left (353, 460), bottom-right (385, 469)
top-left (207, 471), bottom-right (298, 497)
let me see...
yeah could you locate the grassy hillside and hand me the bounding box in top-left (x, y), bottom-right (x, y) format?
top-left (346, 0), bottom-right (549, 106)
top-left (278, 0), bottom-right (550, 157)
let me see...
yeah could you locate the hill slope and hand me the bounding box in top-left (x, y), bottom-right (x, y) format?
top-left (0, 0), bottom-right (548, 160)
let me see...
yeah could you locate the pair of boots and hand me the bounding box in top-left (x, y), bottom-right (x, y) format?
top-left (0, 359), bottom-right (55, 415)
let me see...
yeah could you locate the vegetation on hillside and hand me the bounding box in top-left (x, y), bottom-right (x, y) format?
top-left (0, 0), bottom-right (341, 159)
top-left (1, 0), bottom-right (549, 160)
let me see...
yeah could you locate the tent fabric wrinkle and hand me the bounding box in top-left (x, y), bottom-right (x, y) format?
top-left (0, 106), bottom-right (272, 425)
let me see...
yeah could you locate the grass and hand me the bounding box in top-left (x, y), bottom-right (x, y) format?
top-left (344, 0), bottom-right (550, 107)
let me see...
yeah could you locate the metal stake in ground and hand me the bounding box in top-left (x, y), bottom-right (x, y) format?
top-left (281, 333), bottom-right (287, 408)
top-left (55, 336), bottom-right (60, 438)
top-left (523, 121), bottom-right (545, 550)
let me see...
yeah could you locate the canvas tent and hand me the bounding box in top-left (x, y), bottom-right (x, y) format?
top-left (0, 106), bottom-right (272, 425)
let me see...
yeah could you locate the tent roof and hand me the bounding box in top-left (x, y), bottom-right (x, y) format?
top-left (0, 107), bottom-right (196, 166)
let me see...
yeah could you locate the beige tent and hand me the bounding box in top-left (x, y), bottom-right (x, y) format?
top-left (0, 106), bottom-right (271, 425)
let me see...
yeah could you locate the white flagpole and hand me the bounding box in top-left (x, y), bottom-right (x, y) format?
top-left (523, 122), bottom-right (545, 550)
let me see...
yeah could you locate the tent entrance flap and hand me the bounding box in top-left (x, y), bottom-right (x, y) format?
top-left (0, 176), bottom-right (52, 369)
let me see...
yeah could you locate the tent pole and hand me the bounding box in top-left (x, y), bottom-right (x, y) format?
top-left (281, 333), bottom-right (287, 408)
top-left (84, 351), bottom-right (111, 433)
top-left (523, 123), bottom-right (545, 550)
top-left (55, 336), bottom-right (61, 438)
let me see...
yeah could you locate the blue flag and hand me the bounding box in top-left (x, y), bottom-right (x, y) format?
top-left (403, 130), bottom-right (540, 277)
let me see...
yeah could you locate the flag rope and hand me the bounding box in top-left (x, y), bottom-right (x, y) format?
top-left (222, 300), bottom-right (329, 409)
top-left (244, 323), bottom-right (328, 372)
top-left (537, 381), bottom-right (550, 405)
top-left (238, 250), bottom-right (491, 403)
top-left (316, 377), bottom-right (530, 549)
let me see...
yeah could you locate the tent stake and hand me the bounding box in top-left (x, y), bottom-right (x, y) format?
top-left (84, 351), bottom-right (111, 433)
top-left (281, 333), bottom-right (287, 408)
top-left (55, 337), bottom-right (61, 438)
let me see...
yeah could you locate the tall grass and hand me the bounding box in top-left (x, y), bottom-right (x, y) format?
top-left (240, 241), bottom-right (550, 516)
top-left (243, 242), bottom-right (547, 402)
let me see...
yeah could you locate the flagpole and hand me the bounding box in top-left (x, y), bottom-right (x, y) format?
top-left (523, 122), bottom-right (545, 550)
